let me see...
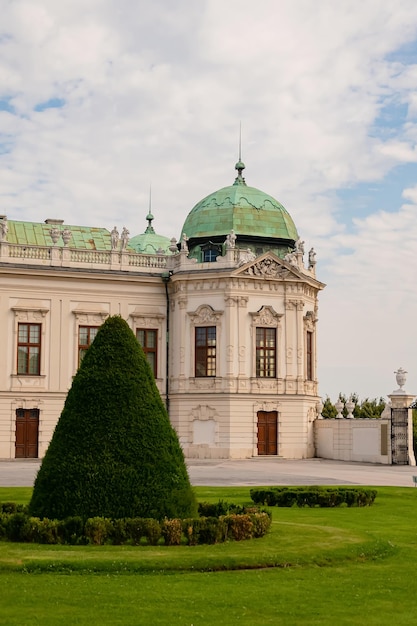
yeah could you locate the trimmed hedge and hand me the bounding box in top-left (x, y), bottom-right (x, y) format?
top-left (29, 316), bottom-right (197, 522)
top-left (250, 486), bottom-right (377, 508)
top-left (0, 509), bottom-right (271, 545)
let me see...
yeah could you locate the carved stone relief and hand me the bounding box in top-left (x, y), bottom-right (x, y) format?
top-left (188, 304), bottom-right (223, 324)
top-left (241, 258), bottom-right (291, 278)
top-left (250, 305), bottom-right (282, 327)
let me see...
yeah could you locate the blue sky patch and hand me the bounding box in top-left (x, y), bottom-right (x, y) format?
top-left (34, 98), bottom-right (66, 112)
top-left (0, 99), bottom-right (15, 114)
top-left (337, 161), bottom-right (417, 227)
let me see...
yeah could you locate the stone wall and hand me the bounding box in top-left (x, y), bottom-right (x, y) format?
top-left (314, 418), bottom-right (391, 464)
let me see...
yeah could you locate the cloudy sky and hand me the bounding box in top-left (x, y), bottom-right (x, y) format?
top-left (2, 0), bottom-right (417, 402)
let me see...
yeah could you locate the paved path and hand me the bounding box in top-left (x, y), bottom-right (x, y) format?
top-left (1, 458), bottom-right (417, 488)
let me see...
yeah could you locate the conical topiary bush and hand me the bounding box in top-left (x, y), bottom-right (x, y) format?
top-left (29, 315), bottom-right (196, 521)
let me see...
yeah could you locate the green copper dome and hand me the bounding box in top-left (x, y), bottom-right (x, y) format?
top-left (129, 213), bottom-right (171, 254)
top-left (181, 161), bottom-right (298, 245)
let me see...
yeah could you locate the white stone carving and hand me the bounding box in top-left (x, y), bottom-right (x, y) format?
top-left (335, 398), bottom-right (344, 419)
top-left (394, 367), bottom-right (407, 393)
top-left (62, 229), bottom-right (71, 245)
top-left (120, 227), bottom-right (129, 250)
top-left (308, 247), bottom-right (316, 269)
top-left (0, 216), bottom-right (8, 241)
top-left (345, 397), bottom-right (355, 419)
top-left (244, 258), bottom-right (287, 277)
top-left (250, 305), bottom-right (282, 327)
top-left (50, 227), bottom-right (60, 245)
top-left (110, 227), bottom-right (119, 250)
top-left (188, 304), bottom-right (223, 324)
top-left (225, 230), bottom-right (236, 249)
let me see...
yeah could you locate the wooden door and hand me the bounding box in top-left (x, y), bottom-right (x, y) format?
top-left (257, 411), bottom-right (278, 455)
top-left (15, 409), bottom-right (39, 458)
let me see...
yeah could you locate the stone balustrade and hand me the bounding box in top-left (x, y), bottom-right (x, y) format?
top-left (0, 241), bottom-right (168, 273)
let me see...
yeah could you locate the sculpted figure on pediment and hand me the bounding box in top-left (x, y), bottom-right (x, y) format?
top-left (238, 248), bottom-right (256, 265)
top-left (283, 251), bottom-right (298, 266)
top-left (243, 258), bottom-right (289, 278)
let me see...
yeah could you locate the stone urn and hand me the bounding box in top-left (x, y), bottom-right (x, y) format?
top-left (50, 227), bottom-right (60, 245)
top-left (345, 397), bottom-right (355, 419)
top-left (62, 229), bottom-right (72, 246)
top-left (394, 367), bottom-right (407, 392)
top-left (335, 398), bottom-right (344, 419)
top-left (316, 399), bottom-right (323, 420)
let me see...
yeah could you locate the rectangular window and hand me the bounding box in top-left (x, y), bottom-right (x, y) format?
top-left (306, 331), bottom-right (313, 380)
top-left (195, 326), bottom-right (216, 377)
top-left (137, 329), bottom-right (158, 377)
top-left (256, 327), bottom-right (276, 377)
top-left (17, 323), bottom-right (41, 375)
top-left (78, 326), bottom-right (99, 366)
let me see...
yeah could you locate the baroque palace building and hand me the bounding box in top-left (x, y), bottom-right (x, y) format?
top-left (0, 159), bottom-right (324, 460)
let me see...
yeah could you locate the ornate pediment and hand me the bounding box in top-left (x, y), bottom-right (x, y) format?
top-left (233, 252), bottom-right (301, 280)
top-left (250, 305), bottom-right (282, 326)
top-left (188, 304), bottom-right (223, 324)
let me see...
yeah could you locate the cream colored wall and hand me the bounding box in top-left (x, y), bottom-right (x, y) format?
top-left (315, 419), bottom-right (391, 464)
top-left (0, 267), bottom-right (167, 458)
top-left (167, 261), bottom-right (321, 460)
top-left (0, 252), bottom-right (322, 461)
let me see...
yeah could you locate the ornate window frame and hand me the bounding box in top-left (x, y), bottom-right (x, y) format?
top-left (303, 310), bottom-right (316, 381)
top-left (11, 301), bottom-right (49, 379)
top-left (188, 305), bottom-right (223, 378)
top-left (249, 305), bottom-right (283, 379)
top-left (130, 310), bottom-right (165, 380)
top-left (72, 307), bottom-right (108, 373)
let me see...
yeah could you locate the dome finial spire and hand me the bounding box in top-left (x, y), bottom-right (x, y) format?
top-left (145, 183), bottom-right (155, 234)
top-left (234, 122), bottom-right (246, 185)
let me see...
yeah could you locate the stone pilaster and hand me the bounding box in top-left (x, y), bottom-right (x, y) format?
top-left (388, 393), bottom-right (416, 466)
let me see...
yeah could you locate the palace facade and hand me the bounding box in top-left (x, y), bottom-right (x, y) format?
top-left (0, 159), bottom-right (324, 460)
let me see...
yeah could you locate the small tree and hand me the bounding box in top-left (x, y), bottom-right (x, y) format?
top-left (321, 397), bottom-right (337, 419)
top-left (29, 316), bottom-right (197, 521)
top-left (321, 394), bottom-right (386, 419)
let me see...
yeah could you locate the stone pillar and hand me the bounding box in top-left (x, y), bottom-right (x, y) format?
top-left (388, 392), bottom-right (416, 466)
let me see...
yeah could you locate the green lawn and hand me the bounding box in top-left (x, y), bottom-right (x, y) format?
top-left (1, 486), bottom-right (416, 625)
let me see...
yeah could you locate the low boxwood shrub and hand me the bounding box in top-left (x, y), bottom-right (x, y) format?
top-left (225, 514), bottom-right (254, 541)
top-left (84, 517), bottom-right (112, 545)
top-left (32, 517), bottom-right (60, 544)
top-left (126, 517), bottom-right (146, 545)
top-left (1, 502), bottom-right (28, 514)
top-left (250, 486), bottom-right (377, 507)
top-left (199, 516), bottom-right (228, 544)
top-left (198, 500), bottom-right (229, 517)
top-left (58, 516), bottom-right (85, 545)
top-left (142, 518), bottom-right (161, 546)
top-left (161, 518), bottom-right (182, 546)
top-left (6, 512), bottom-right (34, 542)
top-left (0, 502), bottom-right (271, 546)
top-left (251, 512), bottom-right (272, 538)
top-left (110, 518), bottom-right (129, 545)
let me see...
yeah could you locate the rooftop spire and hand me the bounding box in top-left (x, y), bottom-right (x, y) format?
top-left (145, 184), bottom-right (155, 234)
top-left (234, 122), bottom-right (246, 186)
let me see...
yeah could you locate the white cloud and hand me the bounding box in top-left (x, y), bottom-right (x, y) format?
top-left (2, 0), bottom-right (417, 398)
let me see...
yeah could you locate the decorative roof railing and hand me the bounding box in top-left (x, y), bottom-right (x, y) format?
top-left (0, 241), bottom-right (168, 273)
